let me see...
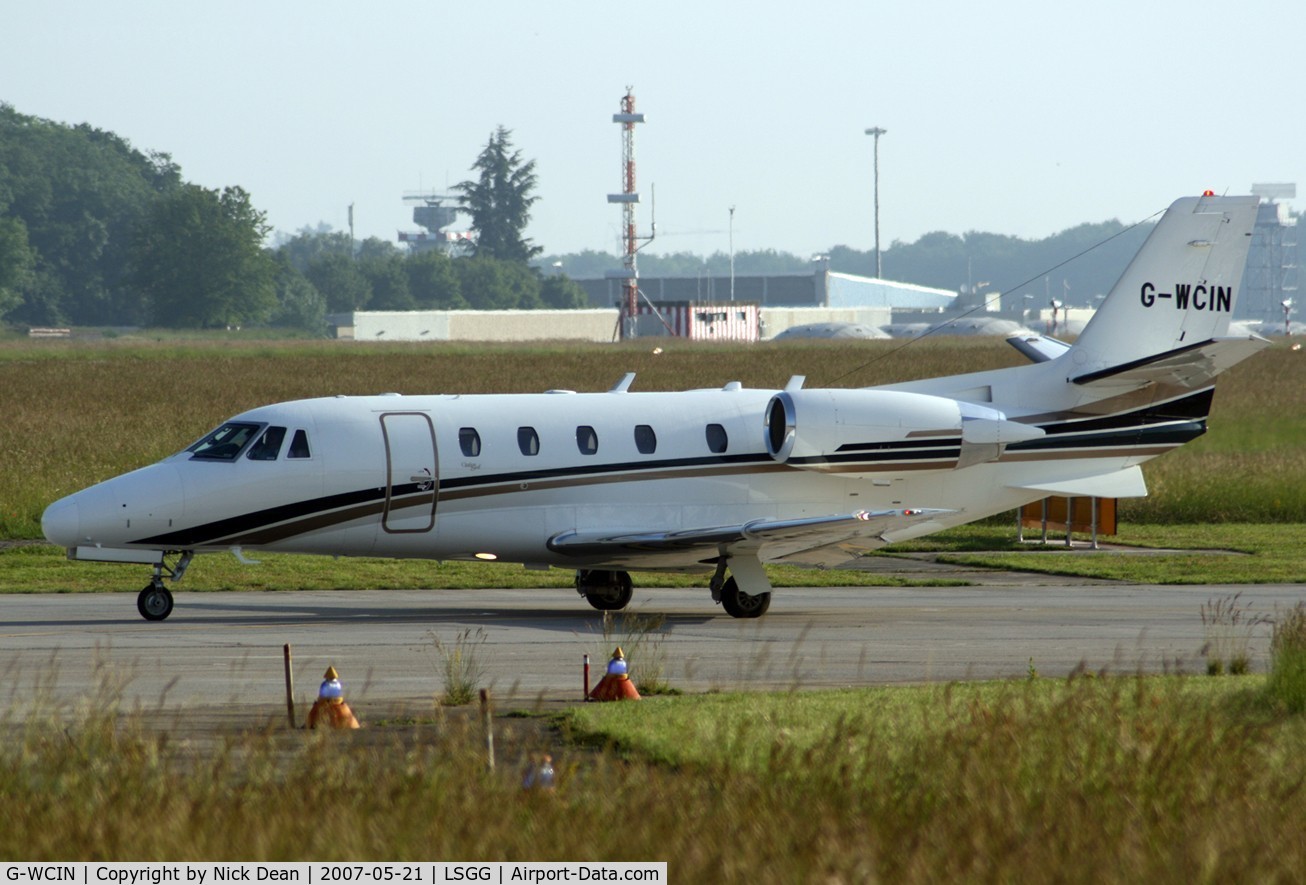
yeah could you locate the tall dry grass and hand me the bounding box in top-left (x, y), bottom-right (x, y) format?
top-left (1200, 592), bottom-right (1268, 675)
top-left (1268, 601), bottom-right (1306, 712)
top-left (4, 674), bottom-right (1304, 879)
top-left (431, 627), bottom-right (490, 706)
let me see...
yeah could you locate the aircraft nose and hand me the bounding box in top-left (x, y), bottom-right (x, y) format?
top-left (41, 495), bottom-right (81, 548)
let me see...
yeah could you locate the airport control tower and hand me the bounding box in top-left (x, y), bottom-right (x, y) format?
top-left (398, 191), bottom-right (471, 254)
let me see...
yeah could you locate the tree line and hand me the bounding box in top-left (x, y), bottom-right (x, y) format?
top-left (0, 109), bottom-right (585, 330)
top-left (9, 104), bottom-right (1283, 330)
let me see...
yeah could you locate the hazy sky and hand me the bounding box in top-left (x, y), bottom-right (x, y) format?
top-left (5, 1), bottom-right (1303, 260)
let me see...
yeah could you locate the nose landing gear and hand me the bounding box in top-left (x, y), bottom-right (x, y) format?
top-left (136, 552), bottom-right (193, 621)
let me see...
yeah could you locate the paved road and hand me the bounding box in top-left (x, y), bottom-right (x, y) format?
top-left (3, 580), bottom-right (1303, 717)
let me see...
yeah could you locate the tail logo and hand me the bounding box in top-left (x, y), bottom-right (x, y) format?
top-left (1140, 282), bottom-right (1232, 312)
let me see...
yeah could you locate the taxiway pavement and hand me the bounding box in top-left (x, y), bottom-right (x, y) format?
top-left (3, 579), bottom-right (1303, 717)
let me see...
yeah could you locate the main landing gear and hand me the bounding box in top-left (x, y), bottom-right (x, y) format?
top-left (716, 576), bottom-right (771, 618)
top-left (137, 552), bottom-right (193, 622)
top-left (708, 555), bottom-right (772, 619)
top-left (575, 554), bottom-right (773, 619)
top-left (576, 569), bottom-right (634, 611)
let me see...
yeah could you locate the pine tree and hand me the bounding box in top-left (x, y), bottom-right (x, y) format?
top-left (455, 127), bottom-right (541, 262)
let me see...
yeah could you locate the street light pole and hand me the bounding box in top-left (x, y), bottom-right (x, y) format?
top-left (729, 205), bottom-right (736, 301)
top-left (864, 127), bottom-right (886, 278)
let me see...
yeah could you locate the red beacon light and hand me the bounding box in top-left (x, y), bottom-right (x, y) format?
top-left (1203, 190), bottom-right (1216, 197)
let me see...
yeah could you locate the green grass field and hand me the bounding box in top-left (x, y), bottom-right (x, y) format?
top-left (880, 522), bottom-right (1306, 584)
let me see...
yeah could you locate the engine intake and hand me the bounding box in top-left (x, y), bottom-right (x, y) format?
top-left (764, 388), bottom-right (1042, 472)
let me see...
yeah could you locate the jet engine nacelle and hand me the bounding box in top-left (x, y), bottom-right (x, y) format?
top-left (765, 388), bottom-right (1044, 471)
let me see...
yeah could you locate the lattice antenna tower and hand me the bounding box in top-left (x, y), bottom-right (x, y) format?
top-left (608, 87), bottom-right (654, 337)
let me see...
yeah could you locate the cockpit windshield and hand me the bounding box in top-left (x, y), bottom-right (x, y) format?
top-left (187, 422), bottom-right (264, 461)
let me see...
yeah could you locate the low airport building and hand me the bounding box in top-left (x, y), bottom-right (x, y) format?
top-left (575, 268), bottom-right (955, 312)
top-left (327, 306), bottom-right (901, 342)
top-left (325, 270), bottom-right (975, 343)
top-left (327, 309), bottom-right (619, 342)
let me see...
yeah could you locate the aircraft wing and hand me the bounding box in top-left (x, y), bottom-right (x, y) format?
top-left (547, 508), bottom-right (953, 570)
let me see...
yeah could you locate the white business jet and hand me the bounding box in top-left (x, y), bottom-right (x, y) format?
top-left (43, 194), bottom-right (1265, 621)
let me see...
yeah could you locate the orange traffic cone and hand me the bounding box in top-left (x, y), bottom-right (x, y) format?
top-left (522, 753), bottom-right (556, 791)
top-left (307, 665), bottom-right (361, 729)
top-left (587, 647), bottom-right (641, 702)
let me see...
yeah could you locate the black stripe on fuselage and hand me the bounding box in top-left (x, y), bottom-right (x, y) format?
top-left (1005, 420), bottom-right (1205, 452)
top-left (133, 486), bottom-right (384, 547)
top-left (131, 453), bottom-right (777, 547)
top-left (789, 446), bottom-right (962, 468)
top-left (1037, 388), bottom-right (1215, 436)
top-left (834, 437), bottom-right (964, 453)
top-left (438, 451), bottom-right (765, 491)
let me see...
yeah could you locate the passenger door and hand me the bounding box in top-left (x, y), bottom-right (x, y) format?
top-left (380, 412), bottom-right (437, 533)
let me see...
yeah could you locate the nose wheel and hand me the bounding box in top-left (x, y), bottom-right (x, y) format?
top-left (135, 551), bottom-right (191, 621)
top-left (137, 581), bottom-right (174, 621)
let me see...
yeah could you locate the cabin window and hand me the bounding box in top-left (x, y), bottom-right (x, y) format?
top-left (518, 426), bottom-right (540, 456)
top-left (635, 424), bottom-right (657, 454)
top-left (706, 423), bottom-right (728, 454)
top-left (188, 422), bottom-right (263, 461)
top-left (576, 425), bottom-right (598, 455)
top-left (246, 426), bottom-right (287, 461)
top-left (459, 427), bottom-right (481, 457)
top-left (288, 429), bottom-right (312, 459)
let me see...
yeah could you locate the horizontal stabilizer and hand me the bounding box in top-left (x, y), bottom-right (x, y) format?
top-left (548, 508), bottom-right (953, 568)
top-left (1006, 333), bottom-right (1072, 364)
top-left (1009, 465), bottom-right (1148, 499)
top-left (1071, 336), bottom-right (1269, 390)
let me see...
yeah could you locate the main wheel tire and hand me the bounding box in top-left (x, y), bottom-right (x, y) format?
top-left (579, 570), bottom-right (633, 611)
top-left (137, 583), bottom-right (174, 621)
top-left (719, 576), bottom-right (771, 619)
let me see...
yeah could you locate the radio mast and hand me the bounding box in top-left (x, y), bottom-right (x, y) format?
top-left (608, 87), bottom-right (653, 338)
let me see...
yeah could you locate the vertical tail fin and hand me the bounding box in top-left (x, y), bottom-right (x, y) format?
top-left (1068, 194), bottom-right (1259, 376)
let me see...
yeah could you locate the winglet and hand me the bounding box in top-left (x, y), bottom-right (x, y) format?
top-left (609, 372), bottom-right (636, 393)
